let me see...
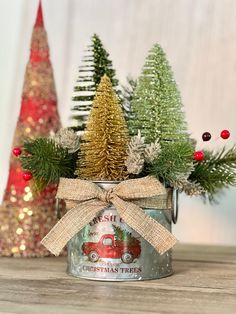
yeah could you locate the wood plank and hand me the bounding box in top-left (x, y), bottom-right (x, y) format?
top-left (174, 244), bottom-right (236, 264)
top-left (0, 244), bottom-right (235, 314)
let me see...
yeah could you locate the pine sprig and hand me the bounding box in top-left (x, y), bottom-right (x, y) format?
top-left (189, 146), bottom-right (236, 200)
top-left (20, 138), bottom-right (77, 189)
top-left (147, 141), bottom-right (194, 186)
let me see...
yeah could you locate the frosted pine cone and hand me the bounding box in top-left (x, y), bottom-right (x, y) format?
top-left (172, 179), bottom-right (204, 196)
top-left (128, 130), bottom-right (146, 153)
top-left (54, 128), bottom-right (80, 153)
top-left (125, 154), bottom-right (144, 175)
top-left (125, 131), bottom-right (146, 175)
top-left (144, 140), bottom-right (161, 163)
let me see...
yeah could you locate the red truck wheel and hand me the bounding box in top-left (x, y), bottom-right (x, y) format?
top-left (121, 252), bottom-right (133, 264)
top-left (88, 251), bottom-right (99, 262)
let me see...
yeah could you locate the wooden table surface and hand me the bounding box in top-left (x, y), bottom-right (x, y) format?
top-left (0, 244), bottom-right (235, 314)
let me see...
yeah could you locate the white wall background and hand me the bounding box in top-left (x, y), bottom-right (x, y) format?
top-left (0, 0), bottom-right (236, 245)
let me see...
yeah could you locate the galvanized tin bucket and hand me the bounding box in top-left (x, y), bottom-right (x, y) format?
top-left (67, 181), bottom-right (177, 281)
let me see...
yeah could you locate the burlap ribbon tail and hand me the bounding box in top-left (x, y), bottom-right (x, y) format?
top-left (41, 176), bottom-right (177, 256)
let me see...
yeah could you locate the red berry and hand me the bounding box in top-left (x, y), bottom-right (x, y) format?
top-left (12, 147), bottom-right (22, 157)
top-left (202, 132), bottom-right (211, 142)
top-left (220, 130), bottom-right (230, 139)
top-left (22, 171), bottom-right (33, 181)
top-left (194, 151), bottom-right (204, 161)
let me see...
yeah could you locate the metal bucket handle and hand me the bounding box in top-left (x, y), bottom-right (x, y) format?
top-left (56, 198), bottom-right (61, 219)
top-left (171, 189), bottom-right (179, 224)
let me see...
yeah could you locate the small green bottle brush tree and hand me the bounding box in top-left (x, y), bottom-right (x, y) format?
top-left (128, 44), bottom-right (194, 190)
top-left (13, 42), bottom-right (236, 202)
top-left (71, 34), bottom-right (120, 131)
top-left (129, 44), bottom-right (190, 145)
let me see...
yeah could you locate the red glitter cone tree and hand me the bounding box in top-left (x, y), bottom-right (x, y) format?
top-left (0, 1), bottom-right (63, 257)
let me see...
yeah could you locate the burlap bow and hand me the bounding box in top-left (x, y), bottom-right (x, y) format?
top-left (41, 176), bottom-right (177, 256)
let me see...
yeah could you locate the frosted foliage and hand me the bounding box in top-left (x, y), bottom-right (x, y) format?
top-left (129, 44), bottom-right (190, 145)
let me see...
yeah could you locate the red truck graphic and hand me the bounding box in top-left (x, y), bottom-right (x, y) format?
top-left (82, 234), bottom-right (141, 264)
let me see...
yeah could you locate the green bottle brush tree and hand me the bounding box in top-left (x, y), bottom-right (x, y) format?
top-left (71, 34), bottom-right (120, 131)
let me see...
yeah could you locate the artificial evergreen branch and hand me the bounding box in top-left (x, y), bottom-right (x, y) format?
top-left (189, 146), bottom-right (236, 200)
top-left (147, 141), bottom-right (194, 186)
top-left (20, 138), bottom-right (77, 190)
